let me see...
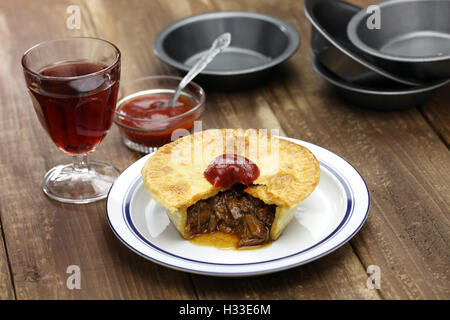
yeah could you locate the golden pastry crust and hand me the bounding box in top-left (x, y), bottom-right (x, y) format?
top-left (141, 129), bottom-right (320, 240)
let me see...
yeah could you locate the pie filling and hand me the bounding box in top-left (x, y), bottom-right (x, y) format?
top-left (186, 185), bottom-right (276, 247)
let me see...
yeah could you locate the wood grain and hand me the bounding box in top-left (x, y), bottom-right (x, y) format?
top-left (0, 0), bottom-right (448, 300)
top-left (0, 225), bottom-right (14, 300)
top-left (420, 86), bottom-right (450, 147)
top-left (192, 243), bottom-right (379, 300)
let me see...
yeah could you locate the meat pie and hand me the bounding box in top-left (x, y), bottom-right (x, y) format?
top-left (142, 129), bottom-right (320, 247)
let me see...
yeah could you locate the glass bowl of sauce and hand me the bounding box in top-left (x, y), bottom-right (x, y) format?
top-left (114, 76), bottom-right (205, 153)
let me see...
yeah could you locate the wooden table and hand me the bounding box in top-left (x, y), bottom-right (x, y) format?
top-left (0, 0), bottom-right (448, 300)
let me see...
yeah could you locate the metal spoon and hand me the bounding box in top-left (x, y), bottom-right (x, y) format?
top-left (164, 33), bottom-right (231, 107)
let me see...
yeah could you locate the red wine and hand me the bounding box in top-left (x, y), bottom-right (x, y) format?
top-left (27, 61), bottom-right (119, 154)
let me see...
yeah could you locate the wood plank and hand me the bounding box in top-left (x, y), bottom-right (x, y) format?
top-left (420, 86), bottom-right (450, 147)
top-left (193, 244), bottom-right (379, 300)
top-left (0, 225), bottom-right (14, 300)
top-left (0, 0), bottom-right (195, 299)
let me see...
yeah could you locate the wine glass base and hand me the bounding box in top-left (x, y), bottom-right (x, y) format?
top-left (42, 161), bottom-right (120, 204)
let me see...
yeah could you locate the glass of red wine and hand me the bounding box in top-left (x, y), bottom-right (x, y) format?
top-left (22, 37), bottom-right (121, 204)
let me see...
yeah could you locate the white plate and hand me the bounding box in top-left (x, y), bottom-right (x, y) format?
top-left (106, 137), bottom-right (370, 276)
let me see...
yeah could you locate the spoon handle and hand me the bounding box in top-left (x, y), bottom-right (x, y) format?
top-left (168, 33), bottom-right (231, 106)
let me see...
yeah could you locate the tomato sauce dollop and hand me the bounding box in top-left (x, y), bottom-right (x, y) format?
top-left (116, 95), bottom-right (195, 147)
top-left (204, 154), bottom-right (260, 188)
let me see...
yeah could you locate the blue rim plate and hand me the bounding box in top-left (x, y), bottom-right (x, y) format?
top-left (106, 137), bottom-right (370, 276)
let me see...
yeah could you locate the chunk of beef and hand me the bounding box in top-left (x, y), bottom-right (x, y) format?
top-left (256, 206), bottom-right (276, 225)
top-left (237, 214), bottom-right (269, 247)
top-left (186, 185), bottom-right (276, 247)
top-left (208, 212), bottom-right (218, 233)
top-left (186, 201), bottom-right (212, 234)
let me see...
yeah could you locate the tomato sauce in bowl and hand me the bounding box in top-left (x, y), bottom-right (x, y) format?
top-left (113, 76), bottom-right (205, 153)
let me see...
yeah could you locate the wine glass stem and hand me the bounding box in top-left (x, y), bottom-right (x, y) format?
top-left (72, 154), bottom-right (89, 173)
